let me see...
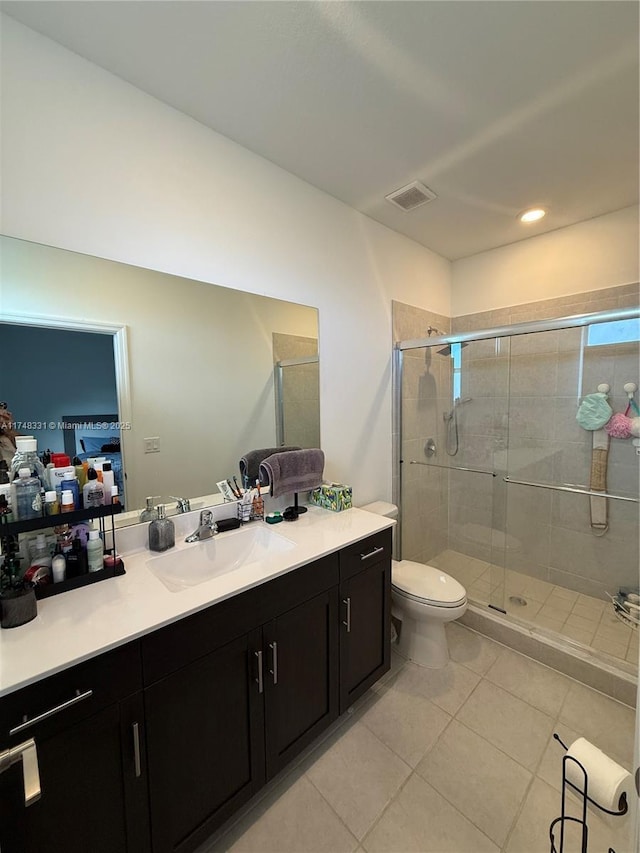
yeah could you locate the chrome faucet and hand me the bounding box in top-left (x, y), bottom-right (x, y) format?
top-left (171, 495), bottom-right (191, 514)
top-left (185, 509), bottom-right (217, 543)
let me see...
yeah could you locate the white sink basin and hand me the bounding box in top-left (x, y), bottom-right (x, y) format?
top-left (146, 524), bottom-right (296, 592)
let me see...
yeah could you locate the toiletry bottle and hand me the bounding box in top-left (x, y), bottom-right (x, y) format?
top-left (110, 486), bottom-right (120, 506)
top-left (61, 490), bottom-right (75, 513)
top-left (140, 497), bottom-right (158, 523)
top-left (61, 470), bottom-right (81, 510)
top-left (73, 456), bottom-right (87, 490)
top-left (0, 493), bottom-right (12, 523)
top-left (83, 468), bottom-right (105, 508)
top-left (0, 460), bottom-right (9, 484)
top-left (87, 530), bottom-right (104, 572)
top-left (148, 505), bottom-right (175, 552)
top-left (13, 468), bottom-right (42, 520)
top-left (10, 437), bottom-right (47, 485)
top-left (44, 490), bottom-right (60, 515)
top-left (101, 462), bottom-right (115, 506)
top-left (51, 545), bottom-right (66, 583)
top-left (65, 536), bottom-right (88, 578)
top-left (29, 534), bottom-right (52, 573)
top-left (252, 479), bottom-right (264, 519)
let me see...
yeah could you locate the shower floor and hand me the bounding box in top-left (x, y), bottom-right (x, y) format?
top-left (430, 549), bottom-right (638, 669)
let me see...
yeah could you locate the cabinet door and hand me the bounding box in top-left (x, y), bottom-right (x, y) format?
top-left (144, 629), bottom-right (264, 853)
top-left (264, 588), bottom-right (339, 779)
top-left (339, 559), bottom-right (391, 713)
top-left (0, 693), bottom-right (149, 853)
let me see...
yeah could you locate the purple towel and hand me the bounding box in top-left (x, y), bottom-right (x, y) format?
top-left (239, 446), bottom-right (301, 486)
top-left (259, 449), bottom-right (325, 499)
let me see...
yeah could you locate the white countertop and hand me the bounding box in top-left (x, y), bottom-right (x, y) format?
top-left (0, 506), bottom-right (393, 698)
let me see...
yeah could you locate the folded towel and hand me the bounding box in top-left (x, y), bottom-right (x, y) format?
top-left (239, 446), bottom-right (301, 486)
top-left (259, 449), bottom-right (325, 499)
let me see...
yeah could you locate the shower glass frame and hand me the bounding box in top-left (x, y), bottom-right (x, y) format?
top-left (393, 306), bottom-right (640, 618)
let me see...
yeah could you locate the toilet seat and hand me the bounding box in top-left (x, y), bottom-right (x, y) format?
top-left (392, 560), bottom-right (466, 608)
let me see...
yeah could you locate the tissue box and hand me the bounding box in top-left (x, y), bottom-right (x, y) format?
top-left (309, 483), bottom-right (353, 512)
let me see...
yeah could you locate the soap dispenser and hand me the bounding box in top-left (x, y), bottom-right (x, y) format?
top-left (148, 505), bottom-right (175, 552)
top-left (140, 497), bottom-right (159, 523)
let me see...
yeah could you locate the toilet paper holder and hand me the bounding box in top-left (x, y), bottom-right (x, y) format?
top-left (549, 733), bottom-right (628, 853)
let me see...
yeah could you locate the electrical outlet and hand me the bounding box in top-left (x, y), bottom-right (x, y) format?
top-left (144, 436), bottom-right (160, 453)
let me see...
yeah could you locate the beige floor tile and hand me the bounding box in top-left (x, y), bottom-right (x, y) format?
top-left (508, 598), bottom-right (543, 619)
top-left (358, 679), bottom-right (450, 768)
top-left (446, 622), bottom-right (502, 675)
top-left (536, 723), bottom-right (581, 793)
top-left (416, 719), bottom-right (531, 847)
top-left (531, 613), bottom-right (565, 633)
top-left (305, 722), bottom-right (411, 841)
top-left (362, 773), bottom-right (498, 853)
top-left (576, 594), bottom-right (606, 613)
top-left (549, 586), bottom-right (579, 604)
top-left (385, 658), bottom-right (481, 716)
top-left (571, 601), bottom-right (606, 621)
top-left (626, 642), bottom-right (639, 664)
top-left (591, 636), bottom-right (629, 660)
top-left (505, 777), bottom-right (572, 853)
top-left (215, 774), bottom-right (358, 853)
top-left (564, 613), bottom-right (598, 635)
top-left (595, 620), bottom-right (632, 645)
top-left (561, 624), bottom-right (595, 645)
top-left (485, 648), bottom-right (572, 717)
top-left (538, 603), bottom-right (571, 623)
top-left (543, 593), bottom-right (574, 614)
top-left (456, 681), bottom-right (555, 771)
top-left (559, 682), bottom-right (636, 769)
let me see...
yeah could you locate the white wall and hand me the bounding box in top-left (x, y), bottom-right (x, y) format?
top-left (452, 206), bottom-right (639, 316)
top-left (0, 15), bottom-right (451, 506)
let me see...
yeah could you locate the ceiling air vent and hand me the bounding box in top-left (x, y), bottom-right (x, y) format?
top-left (385, 181), bottom-right (437, 212)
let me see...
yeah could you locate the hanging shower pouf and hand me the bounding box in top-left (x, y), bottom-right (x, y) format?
top-left (576, 391), bottom-right (613, 431)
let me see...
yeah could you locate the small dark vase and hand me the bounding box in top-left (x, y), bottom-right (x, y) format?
top-left (0, 587), bottom-right (37, 628)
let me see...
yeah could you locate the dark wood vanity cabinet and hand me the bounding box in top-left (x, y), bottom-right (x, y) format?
top-left (0, 643), bottom-right (150, 853)
top-left (0, 529), bottom-right (391, 853)
top-left (141, 553), bottom-right (341, 853)
top-left (339, 529), bottom-right (392, 713)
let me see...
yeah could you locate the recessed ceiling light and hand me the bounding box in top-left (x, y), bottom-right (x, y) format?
top-left (519, 208), bottom-right (546, 223)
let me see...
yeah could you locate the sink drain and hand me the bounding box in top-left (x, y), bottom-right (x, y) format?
top-left (509, 595), bottom-right (528, 607)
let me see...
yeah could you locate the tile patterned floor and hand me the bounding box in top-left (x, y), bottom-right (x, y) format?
top-left (430, 549), bottom-right (639, 667)
top-left (199, 625), bottom-right (636, 853)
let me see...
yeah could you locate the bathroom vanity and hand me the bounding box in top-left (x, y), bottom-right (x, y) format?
top-left (0, 508), bottom-right (392, 853)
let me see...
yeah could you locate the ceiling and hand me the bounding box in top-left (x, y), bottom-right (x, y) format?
top-left (2, 1), bottom-right (638, 260)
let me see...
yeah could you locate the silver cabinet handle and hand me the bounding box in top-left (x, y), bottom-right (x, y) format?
top-left (343, 597), bottom-right (352, 633)
top-left (132, 722), bottom-right (142, 778)
top-left (360, 545), bottom-right (384, 561)
top-left (255, 650), bottom-right (264, 694)
top-left (0, 738), bottom-right (41, 806)
top-left (269, 642), bottom-right (278, 685)
top-left (9, 689), bottom-right (93, 737)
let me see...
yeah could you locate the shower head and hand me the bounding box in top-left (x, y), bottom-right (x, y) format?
top-left (436, 341), bottom-right (469, 357)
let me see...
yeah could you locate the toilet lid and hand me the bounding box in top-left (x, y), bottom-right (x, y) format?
top-left (392, 560), bottom-right (466, 607)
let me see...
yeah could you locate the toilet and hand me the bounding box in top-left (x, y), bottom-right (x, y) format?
top-left (361, 502), bottom-right (467, 668)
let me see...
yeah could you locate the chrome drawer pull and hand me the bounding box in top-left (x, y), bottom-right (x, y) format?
top-left (0, 738), bottom-right (41, 806)
top-left (360, 545), bottom-right (384, 561)
top-left (343, 597), bottom-right (352, 633)
top-left (132, 722), bottom-right (142, 778)
top-left (9, 689), bottom-right (94, 737)
top-left (269, 642), bottom-right (278, 685)
top-left (255, 650), bottom-right (264, 694)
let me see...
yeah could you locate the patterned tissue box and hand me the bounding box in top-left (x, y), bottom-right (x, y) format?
top-left (309, 483), bottom-right (353, 512)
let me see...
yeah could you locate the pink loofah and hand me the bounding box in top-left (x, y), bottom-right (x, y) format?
top-left (606, 412), bottom-right (633, 439)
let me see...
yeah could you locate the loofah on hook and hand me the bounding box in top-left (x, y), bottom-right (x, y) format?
top-left (606, 412), bottom-right (633, 439)
top-left (630, 417), bottom-right (640, 438)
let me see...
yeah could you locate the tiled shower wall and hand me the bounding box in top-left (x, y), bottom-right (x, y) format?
top-left (272, 333), bottom-right (320, 449)
top-left (395, 283), bottom-right (639, 601)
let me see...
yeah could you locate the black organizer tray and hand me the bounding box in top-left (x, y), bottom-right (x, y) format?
top-left (1, 504), bottom-right (122, 537)
top-left (34, 560), bottom-right (126, 599)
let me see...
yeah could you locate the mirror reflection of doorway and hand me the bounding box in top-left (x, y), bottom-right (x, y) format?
top-left (272, 333), bottom-right (320, 449)
top-left (0, 323), bottom-right (124, 502)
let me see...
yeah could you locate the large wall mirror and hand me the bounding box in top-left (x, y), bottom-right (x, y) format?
top-left (0, 235), bottom-right (320, 522)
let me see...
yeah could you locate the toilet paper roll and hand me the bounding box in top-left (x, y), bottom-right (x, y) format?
top-left (565, 738), bottom-right (632, 812)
